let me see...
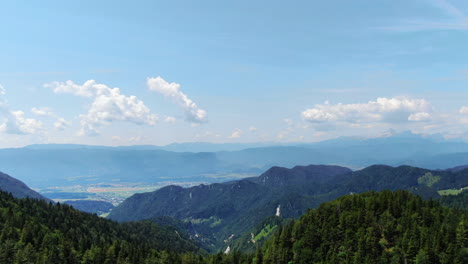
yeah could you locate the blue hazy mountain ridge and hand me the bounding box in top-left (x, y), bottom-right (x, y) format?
top-left (0, 148), bottom-right (222, 188)
top-left (2, 131), bottom-right (468, 188)
top-left (24, 142), bottom-right (276, 152)
top-left (156, 142), bottom-right (277, 152)
top-left (107, 164), bottom-right (468, 251)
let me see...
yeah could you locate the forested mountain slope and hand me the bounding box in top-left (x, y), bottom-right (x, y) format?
top-left (1, 187), bottom-right (466, 263)
top-left (0, 191), bottom-right (203, 263)
top-left (109, 165), bottom-right (351, 250)
top-left (108, 164), bottom-right (468, 252)
top-left (0, 171), bottom-right (51, 202)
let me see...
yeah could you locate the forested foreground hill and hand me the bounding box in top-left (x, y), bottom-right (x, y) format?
top-left (257, 190), bottom-right (468, 264)
top-left (0, 191), bottom-right (204, 264)
top-left (0, 189), bottom-right (466, 263)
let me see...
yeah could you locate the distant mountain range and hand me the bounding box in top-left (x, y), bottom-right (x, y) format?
top-left (0, 171), bottom-right (51, 202)
top-left (24, 142), bottom-right (276, 152)
top-left (2, 132), bottom-right (468, 189)
top-left (0, 148), bottom-right (222, 188)
top-left (107, 163), bottom-right (468, 251)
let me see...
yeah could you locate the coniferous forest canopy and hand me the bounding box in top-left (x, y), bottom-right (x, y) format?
top-left (0, 188), bottom-right (466, 264)
top-left (0, 190), bottom-right (205, 264)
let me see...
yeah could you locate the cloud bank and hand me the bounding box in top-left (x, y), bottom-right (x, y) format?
top-left (302, 97), bottom-right (432, 124)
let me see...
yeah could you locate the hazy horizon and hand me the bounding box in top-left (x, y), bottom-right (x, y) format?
top-left (2, 129), bottom-right (464, 149)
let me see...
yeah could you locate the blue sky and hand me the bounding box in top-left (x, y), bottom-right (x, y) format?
top-left (1, 0), bottom-right (468, 147)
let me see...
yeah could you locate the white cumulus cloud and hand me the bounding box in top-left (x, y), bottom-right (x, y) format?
top-left (31, 107), bottom-right (55, 117)
top-left (147, 76), bottom-right (207, 124)
top-left (229, 128), bottom-right (243, 139)
top-left (54, 118), bottom-right (71, 131)
top-left (164, 116), bottom-right (177, 123)
top-left (302, 97), bottom-right (432, 124)
top-left (47, 80), bottom-right (110, 98)
top-left (47, 80), bottom-right (158, 136)
top-left (31, 107), bottom-right (71, 131)
top-left (0, 87), bottom-right (43, 135)
top-left (459, 106), bottom-right (468, 115)
top-left (0, 109), bottom-right (43, 135)
top-left (408, 112), bottom-right (432, 122)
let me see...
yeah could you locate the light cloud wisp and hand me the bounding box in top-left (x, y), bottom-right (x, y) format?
top-left (0, 87), bottom-right (43, 135)
top-left (147, 77), bottom-right (207, 124)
